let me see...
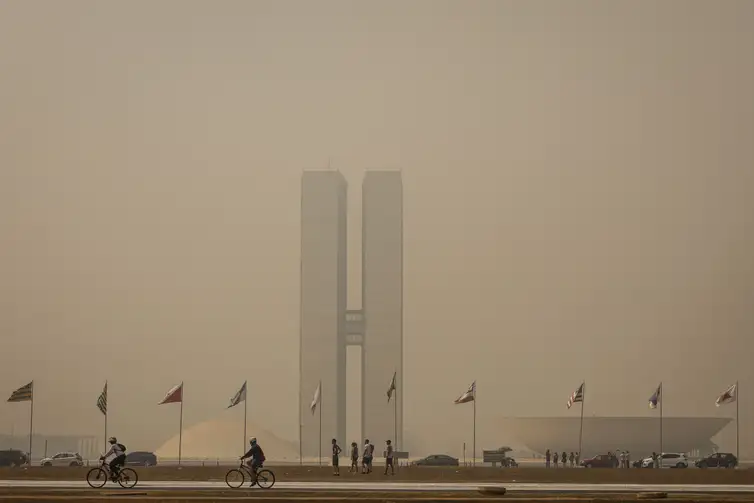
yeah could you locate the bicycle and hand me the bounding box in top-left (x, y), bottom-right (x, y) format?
top-left (86, 459), bottom-right (139, 489)
top-left (225, 462), bottom-right (275, 489)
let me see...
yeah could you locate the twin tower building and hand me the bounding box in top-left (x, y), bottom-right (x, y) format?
top-left (299, 170), bottom-right (403, 457)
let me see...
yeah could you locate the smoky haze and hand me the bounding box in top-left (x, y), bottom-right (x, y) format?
top-left (1, 0), bottom-right (753, 457)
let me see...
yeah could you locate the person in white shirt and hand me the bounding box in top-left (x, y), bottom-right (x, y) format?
top-left (100, 437), bottom-right (127, 480)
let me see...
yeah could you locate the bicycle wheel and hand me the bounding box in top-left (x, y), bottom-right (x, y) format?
top-left (117, 468), bottom-right (138, 489)
top-left (256, 469), bottom-right (275, 489)
top-left (86, 468), bottom-right (108, 489)
top-left (225, 469), bottom-right (246, 489)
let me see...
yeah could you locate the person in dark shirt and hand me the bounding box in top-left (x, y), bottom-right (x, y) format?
top-left (240, 437), bottom-right (265, 487)
top-left (350, 442), bottom-right (359, 473)
top-left (331, 439), bottom-right (342, 476)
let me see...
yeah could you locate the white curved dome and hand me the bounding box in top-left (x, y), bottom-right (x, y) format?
top-left (155, 415), bottom-right (299, 461)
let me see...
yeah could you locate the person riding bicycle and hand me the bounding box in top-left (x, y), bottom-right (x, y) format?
top-left (100, 437), bottom-right (127, 480)
top-left (240, 437), bottom-right (265, 486)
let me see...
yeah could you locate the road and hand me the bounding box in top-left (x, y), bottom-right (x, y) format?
top-left (2, 480), bottom-right (754, 493)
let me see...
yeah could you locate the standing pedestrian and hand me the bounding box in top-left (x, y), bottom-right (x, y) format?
top-left (384, 440), bottom-right (395, 475)
top-left (349, 442), bottom-right (359, 473)
top-left (331, 439), bottom-right (342, 476)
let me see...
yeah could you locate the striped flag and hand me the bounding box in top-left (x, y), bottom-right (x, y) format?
top-left (715, 384), bottom-right (737, 407)
top-left (454, 381), bottom-right (476, 404)
top-left (387, 372), bottom-right (397, 403)
top-left (649, 383), bottom-right (661, 409)
top-left (228, 381), bottom-right (247, 409)
top-left (567, 383), bottom-right (584, 409)
top-left (97, 382), bottom-right (108, 415)
top-left (7, 382), bottom-right (33, 403)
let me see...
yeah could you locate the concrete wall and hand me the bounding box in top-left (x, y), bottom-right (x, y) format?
top-left (299, 171), bottom-right (348, 458)
top-left (362, 171), bottom-right (403, 450)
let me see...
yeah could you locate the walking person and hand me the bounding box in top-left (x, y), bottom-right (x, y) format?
top-left (362, 439), bottom-right (373, 474)
top-left (384, 440), bottom-right (395, 475)
top-left (561, 452), bottom-right (567, 468)
top-left (545, 449), bottom-right (551, 468)
top-left (331, 439), bottom-right (342, 476)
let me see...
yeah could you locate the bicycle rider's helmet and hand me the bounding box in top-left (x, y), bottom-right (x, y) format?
top-left (108, 437), bottom-right (117, 444)
top-left (250, 437), bottom-right (257, 445)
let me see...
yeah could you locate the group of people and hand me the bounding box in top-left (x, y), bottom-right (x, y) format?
top-left (330, 439), bottom-right (395, 476)
top-left (544, 450), bottom-right (580, 467)
top-left (611, 450), bottom-right (632, 468)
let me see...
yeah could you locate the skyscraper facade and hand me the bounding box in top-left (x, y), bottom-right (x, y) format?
top-left (299, 170), bottom-right (403, 459)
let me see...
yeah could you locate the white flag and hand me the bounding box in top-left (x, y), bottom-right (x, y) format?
top-left (228, 381), bottom-right (247, 409)
top-left (715, 384), bottom-right (737, 407)
top-left (310, 382), bottom-right (321, 415)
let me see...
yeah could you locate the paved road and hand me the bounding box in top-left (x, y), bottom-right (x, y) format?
top-left (2, 480), bottom-right (754, 493)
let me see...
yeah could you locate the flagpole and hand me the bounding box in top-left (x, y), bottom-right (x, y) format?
top-left (178, 384), bottom-right (184, 466)
top-left (394, 369), bottom-right (398, 451)
top-left (578, 381), bottom-right (585, 457)
top-left (318, 380), bottom-right (322, 467)
top-left (472, 391), bottom-right (476, 467)
top-left (736, 381), bottom-right (741, 459)
top-left (29, 381), bottom-right (34, 464)
top-left (244, 388), bottom-right (248, 455)
top-left (104, 381), bottom-right (108, 455)
top-left (659, 382), bottom-right (663, 457)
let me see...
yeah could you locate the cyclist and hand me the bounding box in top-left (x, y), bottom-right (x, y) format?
top-left (100, 437), bottom-right (127, 480)
top-left (240, 437), bottom-right (266, 486)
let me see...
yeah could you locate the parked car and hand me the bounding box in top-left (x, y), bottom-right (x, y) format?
top-left (695, 453), bottom-right (737, 469)
top-left (40, 452), bottom-right (83, 467)
top-left (641, 452), bottom-right (688, 469)
top-left (125, 451), bottom-right (158, 467)
top-left (413, 454), bottom-right (459, 466)
top-left (0, 449), bottom-right (28, 467)
top-left (580, 454), bottom-right (617, 468)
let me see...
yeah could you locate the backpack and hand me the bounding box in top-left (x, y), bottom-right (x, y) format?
top-left (117, 443), bottom-right (127, 453)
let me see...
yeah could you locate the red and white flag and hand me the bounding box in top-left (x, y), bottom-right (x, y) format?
top-left (159, 383), bottom-right (183, 405)
top-left (454, 381), bottom-right (476, 404)
top-left (715, 384), bottom-right (737, 407)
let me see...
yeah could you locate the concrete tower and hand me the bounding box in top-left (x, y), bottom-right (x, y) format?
top-left (299, 170), bottom-right (403, 459)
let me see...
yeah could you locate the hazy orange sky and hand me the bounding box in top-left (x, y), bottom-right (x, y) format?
top-left (1, 0), bottom-right (753, 457)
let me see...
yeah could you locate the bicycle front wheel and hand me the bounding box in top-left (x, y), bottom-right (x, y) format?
top-left (118, 468), bottom-right (138, 489)
top-left (225, 469), bottom-right (246, 489)
top-left (86, 468), bottom-right (108, 489)
top-left (256, 469), bottom-right (275, 489)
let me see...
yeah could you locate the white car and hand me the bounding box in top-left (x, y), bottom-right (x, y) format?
top-left (40, 452), bottom-right (84, 467)
top-left (641, 452), bottom-right (688, 469)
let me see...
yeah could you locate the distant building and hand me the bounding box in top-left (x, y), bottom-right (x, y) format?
top-left (500, 416), bottom-right (731, 458)
top-left (299, 170), bottom-right (403, 458)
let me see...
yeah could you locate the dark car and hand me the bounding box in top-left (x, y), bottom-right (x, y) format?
top-left (580, 454), bottom-right (617, 468)
top-left (413, 454), bottom-right (459, 466)
top-left (0, 449), bottom-right (29, 467)
top-left (695, 453), bottom-right (737, 469)
top-left (125, 451), bottom-right (157, 466)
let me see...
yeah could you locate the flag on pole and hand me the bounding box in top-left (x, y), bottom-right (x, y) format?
top-left (567, 383), bottom-right (584, 409)
top-left (310, 382), bottom-right (321, 415)
top-left (7, 382), bottom-right (33, 402)
top-left (454, 381), bottom-right (476, 404)
top-left (387, 372), bottom-right (397, 403)
top-left (648, 383), bottom-right (661, 409)
top-left (228, 381), bottom-right (247, 409)
top-left (715, 384), bottom-right (737, 406)
top-left (159, 383), bottom-right (184, 405)
top-left (97, 382), bottom-right (108, 415)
